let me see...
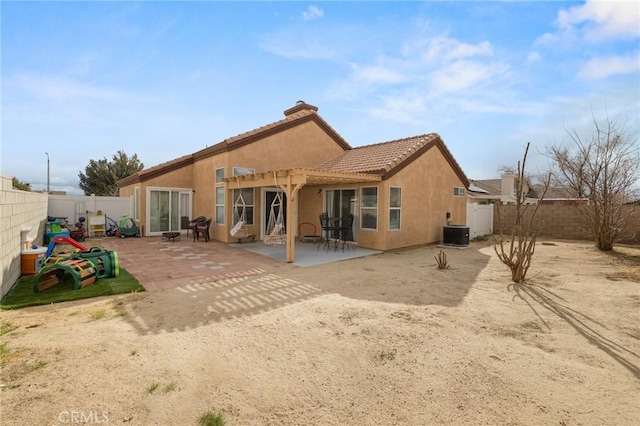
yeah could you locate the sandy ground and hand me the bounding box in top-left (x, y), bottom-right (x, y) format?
top-left (1, 240), bottom-right (639, 425)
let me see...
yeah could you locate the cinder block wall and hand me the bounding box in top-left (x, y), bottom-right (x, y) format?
top-left (493, 203), bottom-right (639, 244)
top-left (0, 175), bottom-right (48, 299)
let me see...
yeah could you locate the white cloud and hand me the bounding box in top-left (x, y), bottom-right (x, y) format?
top-left (302, 5), bottom-right (323, 21)
top-left (579, 51), bottom-right (640, 79)
top-left (557, 0), bottom-right (640, 41)
top-left (328, 35), bottom-right (510, 123)
top-left (7, 73), bottom-right (151, 103)
top-left (526, 51), bottom-right (541, 64)
top-left (350, 63), bottom-right (405, 85)
top-left (538, 0), bottom-right (640, 45)
top-left (422, 37), bottom-right (493, 63)
top-left (430, 60), bottom-right (504, 94)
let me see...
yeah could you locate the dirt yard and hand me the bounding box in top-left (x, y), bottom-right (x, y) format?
top-left (1, 240), bottom-right (639, 425)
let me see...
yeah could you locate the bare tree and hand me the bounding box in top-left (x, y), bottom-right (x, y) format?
top-left (546, 116), bottom-right (639, 251)
top-left (494, 143), bottom-right (550, 283)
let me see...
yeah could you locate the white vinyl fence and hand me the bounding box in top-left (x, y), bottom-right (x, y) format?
top-left (466, 203), bottom-right (493, 240)
top-left (48, 194), bottom-right (132, 225)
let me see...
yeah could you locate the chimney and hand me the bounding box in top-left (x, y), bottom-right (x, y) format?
top-left (501, 173), bottom-right (516, 197)
top-left (284, 100), bottom-right (318, 117)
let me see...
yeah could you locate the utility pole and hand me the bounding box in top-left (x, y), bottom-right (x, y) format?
top-left (45, 152), bottom-right (50, 193)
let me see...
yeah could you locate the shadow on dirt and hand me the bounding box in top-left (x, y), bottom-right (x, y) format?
top-left (511, 282), bottom-right (640, 379)
top-left (120, 244), bottom-right (492, 335)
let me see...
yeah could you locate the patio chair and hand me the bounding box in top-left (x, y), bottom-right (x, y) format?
top-left (193, 218), bottom-right (212, 242)
top-left (318, 212), bottom-right (338, 252)
top-left (187, 216), bottom-right (206, 238)
top-left (339, 214), bottom-right (356, 251)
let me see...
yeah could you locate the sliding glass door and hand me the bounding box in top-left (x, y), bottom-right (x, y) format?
top-left (149, 189), bottom-right (191, 234)
top-left (325, 189), bottom-right (358, 241)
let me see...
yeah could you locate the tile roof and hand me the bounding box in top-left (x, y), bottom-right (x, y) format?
top-left (316, 133), bottom-right (469, 186)
top-left (117, 102), bottom-right (470, 188)
top-left (189, 107), bottom-right (350, 161)
top-left (469, 179), bottom-right (502, 196)
top-left (118, 103), bottom-right (351, 186)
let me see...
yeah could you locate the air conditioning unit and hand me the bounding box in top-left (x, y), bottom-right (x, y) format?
top-left (443, 225), bottom-right (469, 246)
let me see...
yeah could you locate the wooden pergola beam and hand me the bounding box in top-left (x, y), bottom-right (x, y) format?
top-left (224, 168), bottom-right (381, 263)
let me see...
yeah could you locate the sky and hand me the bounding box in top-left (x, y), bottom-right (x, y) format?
top-left (2, 1), bottom-right (639, 194)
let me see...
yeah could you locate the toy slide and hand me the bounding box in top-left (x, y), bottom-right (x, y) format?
top-left (35, 247), bottom-right (119, 293)
top-left (46, 236), bottom-right (88, 258)
top-left (34, 259), bottom-right (97, 293)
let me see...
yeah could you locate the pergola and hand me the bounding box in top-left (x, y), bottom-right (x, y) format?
top-left (224, 168), bottom-right (381, 263)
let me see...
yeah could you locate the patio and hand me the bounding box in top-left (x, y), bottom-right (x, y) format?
top-left (230, 239), bottom-right (382, 267)
top-left (98, 235), bottom-right (381, 292)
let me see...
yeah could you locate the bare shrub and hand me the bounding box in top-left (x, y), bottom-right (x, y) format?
top-left (494, 143), bottom-right (550, 283)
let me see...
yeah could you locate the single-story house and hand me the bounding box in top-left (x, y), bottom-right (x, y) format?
top-left (118, 101), bottom-right (470, 262)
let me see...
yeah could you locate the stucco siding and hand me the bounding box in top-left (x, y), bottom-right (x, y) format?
top-left (229, 121), bottom-right (345, 172)
top-left (197, 121), bottom-right (346, 242)
top-left (380, 145), bottom-right (467, 250)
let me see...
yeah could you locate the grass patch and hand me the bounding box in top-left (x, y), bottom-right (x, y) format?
top-left (32, 360), bottom-right (48, 371)
top-left (0, 321), bottom-right (18, 336)
top-left (521, 321), bottom-right (543, 332)
top-left (199, 411), bottom-right (226, 426)
top-left (90, 310), bottom-right (108, 320)
top-left (163, 381), bottom-right (177, 393)
top-left (0, 268), bottom-right (144, 310)
top-left (0, 342), bottom-right (10, 362)
top-left (147, 381), bottom-right (160, 394)
top-left (377, 349), bottom-right (397, 363)
top-left (129, 349), bottom-right (138, 356)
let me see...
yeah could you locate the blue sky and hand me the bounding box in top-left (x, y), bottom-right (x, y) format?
top-left (2, 1), bottom-right (639, 194)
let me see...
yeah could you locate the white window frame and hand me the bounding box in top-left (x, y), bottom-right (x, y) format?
top-left (454, 187), bottom-right (465, 197)
top-left (233, 167), bottom-right (255, 176)
top-left (133, 187), bottom-right (141, 222)
top-left (389, 186), bottom-right (401, 231)
top-left (215, 168), bottom-right (225, 225)
top-left (360, 186), bottom-right (378, 230)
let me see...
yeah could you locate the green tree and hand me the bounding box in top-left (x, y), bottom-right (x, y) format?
top-left (12, 177), bottom-right (31, 191)
top-left (78, 151), bottom-right (144, 196)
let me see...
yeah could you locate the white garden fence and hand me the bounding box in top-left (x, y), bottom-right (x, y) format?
top-left (466, 203), bottom-right (493, 240)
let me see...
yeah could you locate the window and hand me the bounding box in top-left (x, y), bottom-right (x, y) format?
top-left (454, 187), bottom-right (465, 197)
top-left (361, 187), bottom-right (378, 229)
top-left (233, 188), bottom-right (254, 225)
top-left (215, 168), bottom-right (225, 183)
top-left (233, 167), bottom-right (254, 176)
top-left (389, 187), bottom-right (401, 230)
top-left (215, 187), bottom-right (225, 224)
top-left (215, 168), bottom-right (225, 224)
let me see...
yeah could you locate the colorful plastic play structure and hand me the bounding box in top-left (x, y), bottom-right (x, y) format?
top-left (33, 236), bottom-right (119, 293)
